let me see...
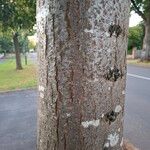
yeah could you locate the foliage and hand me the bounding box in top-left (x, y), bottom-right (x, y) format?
top-left (131, 0), bottom-right (150, 20)
top-left (19, 35), bottom-right (29, 53)
top-left (28, 36), bottom-right (36, 50)
top-left (0, 58), bottom-right (37, 91)
top-left (0, 32), bottom-right (30, 54)
top-left (128, 23), bottom-right (144, 54)
top-left (0, 0), bottom-right (36, 31)
top-left (0, 0), bottom-right (36, 57)
top-left (0, 36), bottom-right (13, 53)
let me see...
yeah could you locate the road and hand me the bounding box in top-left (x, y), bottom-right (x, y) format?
top-left (124, 65), bottom-right (150, 150)
top-left (0, 90), bottom-right (37, 150)
top-left (0, 65), bottom-right (150, 150)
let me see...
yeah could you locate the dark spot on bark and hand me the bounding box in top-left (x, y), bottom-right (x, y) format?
top-left (104, 66), bottom-right (123, 82)
top-left (108, 24), bottom-right (122, 37)
top-left (103, 147), bottom-right (110, 150)
top-left (105, 110), bottom-right (119, 124)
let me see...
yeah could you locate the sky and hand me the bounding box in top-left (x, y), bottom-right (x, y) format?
top-left (129, 12), bottom-right (143, 27)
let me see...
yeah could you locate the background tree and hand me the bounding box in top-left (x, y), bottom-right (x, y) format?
top-left (128, 22), bottom-right (144, 54)
top-left (0, 0), bottom-right (36, 69)
top-left (37, 0), bottom-right (130, 149)
top-left (0, 36), bottom-right (13, 55)
top-left (131, 0), bottom-right (150, 60)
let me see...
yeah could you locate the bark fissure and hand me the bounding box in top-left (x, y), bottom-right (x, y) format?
top-left (65, 2), bottom-right (71, 39)
top-left (69, 67), bottom-right (74, 103)
top-left (54, 56), bottom-right (60, 148)
top-left (52, 14), bottom-right (56, 46)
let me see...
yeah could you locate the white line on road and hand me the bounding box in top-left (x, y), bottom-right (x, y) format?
top-left (127, 73), bottom-right (150, 81)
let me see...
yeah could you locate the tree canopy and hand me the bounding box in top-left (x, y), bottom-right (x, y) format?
top-left (128, 22), bottom-right (144, 53)
top-left (0, 0), bottom-right (36, 31)
top-left (131, 0), bottom-right (150, 21)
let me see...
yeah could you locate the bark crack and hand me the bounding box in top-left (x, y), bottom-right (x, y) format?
top-left (52, 14), bottom-right (56, 46)
top-left (65, 2), bottom-right (71, 39)
top-left (55, 55), bottom-right (61, 148)
top-left (70, 67), bottom-right (74, 102)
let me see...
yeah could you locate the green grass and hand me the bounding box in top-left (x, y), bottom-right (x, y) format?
top-left (0, 58), bottom-right (37, 92)
top-left (127, 59), bottom-right (150, 68)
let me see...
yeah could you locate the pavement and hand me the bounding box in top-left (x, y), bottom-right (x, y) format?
top-left (0, 65), bottom-right (150, 150)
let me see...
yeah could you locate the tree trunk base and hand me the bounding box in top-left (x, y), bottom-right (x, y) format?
top-left (123, 139), bottom-right (139, 150)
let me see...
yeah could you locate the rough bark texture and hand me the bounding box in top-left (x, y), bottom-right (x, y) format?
top-left (142, 17), bottom-right (150, 60)
top-left (37, 0), bottom-right (130, 150)
top-left (13, 32), bottom-right (23, 70)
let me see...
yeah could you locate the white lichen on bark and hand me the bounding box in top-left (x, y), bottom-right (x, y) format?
top-left (120, 137), bottom-right (124, 147)
top-left (107, 132), bottom-right (119, 147)
top-left (81, 119), bottom-right (100, 128)
top-left (115, 105), bottom-right (122, 113)
top-left (39, 85), bottom-right (45, 92)
top-left (104, 142), bottom-right (110, 148)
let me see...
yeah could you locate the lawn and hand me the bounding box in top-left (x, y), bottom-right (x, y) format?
top-left (0, 58), bottom-right (37, 92)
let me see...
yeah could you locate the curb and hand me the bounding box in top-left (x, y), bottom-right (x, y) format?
top-left (0, 87), bottom-right (37, 94)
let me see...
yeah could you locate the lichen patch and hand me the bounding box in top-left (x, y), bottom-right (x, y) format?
top-left (81, 119), bottom-right (100, 128)
top-left (104, 142), bottom-right (110, 148)
top-left (107, 132), bottom-right (119, 147)
top-left (115, 105), bottom-right (122, 113)
top-left (122, 90), bottom-right (125, 95)
top-left (120, 137), bottom-right (123, 147)
top-left (39, 85), bottom-right (45, 92)
top-left (40, 93), bottom-right (44, 99)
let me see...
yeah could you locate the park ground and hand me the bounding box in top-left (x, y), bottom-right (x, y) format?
top-left (0, 54), bottom-right (37, 92)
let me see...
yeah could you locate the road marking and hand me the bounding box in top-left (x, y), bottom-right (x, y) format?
top-left (127, 73), bottom-right (150, 81)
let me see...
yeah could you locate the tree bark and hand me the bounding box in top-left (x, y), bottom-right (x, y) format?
top-left (142, 17), bottom-right (150, 60)
top-left (13, 32), bottom-right (23, 70)
top-left (37, 0), bottom-right (130, 150)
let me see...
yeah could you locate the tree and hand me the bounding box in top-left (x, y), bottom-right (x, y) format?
top-left (0, 0), bottom-right (36, 69)
top-left (37, 0), bottom-right (130, 150)
top-left (0, 24), bottom-right (13, 55)
top-left (131, 0), bottom-right (150, 60)
top-left (0, 36), bottom-right (13, 54)
top-left (128, 23), bottom-right (144, 53)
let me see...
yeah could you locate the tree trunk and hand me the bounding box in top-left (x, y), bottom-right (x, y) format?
top-left (13, 32), bottom-right (23, 70)
top-left (142, 18), bottom-right (150, 60)
top-left (25, 54), bottom-right (27, 65)
top-left (37, 0), bottom-right (130, 150)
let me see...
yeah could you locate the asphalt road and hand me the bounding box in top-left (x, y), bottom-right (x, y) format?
top-left (0, 65), bottom-right (150, 150)
top-left (0, 90), bottom-right (37, 150)
top-left (124, 65), bottom-right (150, 150)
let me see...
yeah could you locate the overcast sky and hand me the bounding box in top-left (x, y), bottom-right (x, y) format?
top-left (129, 12), bottom-right (143, 27)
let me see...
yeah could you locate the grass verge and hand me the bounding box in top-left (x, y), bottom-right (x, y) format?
top-left (0, 58), bottom-right (37, 92)
top-left (127, 59), bottom-right (150, 68)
